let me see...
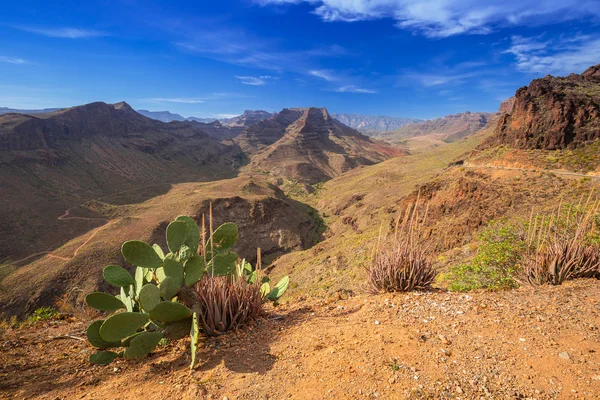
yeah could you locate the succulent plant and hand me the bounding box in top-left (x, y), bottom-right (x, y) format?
top-left (84, 212), bottom-right (290, 368)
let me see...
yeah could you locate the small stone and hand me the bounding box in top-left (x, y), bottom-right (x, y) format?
top-left (388, 377), bottom-right (396, 384)
top-left (223, 397), bottom-right (230, 400)
top-left (558, 352), bottom-right (571, 360)
top-left (375, 320), bottom-right (381, 325)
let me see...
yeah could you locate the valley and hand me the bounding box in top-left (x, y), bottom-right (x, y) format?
top-left (1, 59), bottom-right (600, 399)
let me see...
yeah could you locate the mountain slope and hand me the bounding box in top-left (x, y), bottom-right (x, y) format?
top-left (0, 101), bottom-right (242, 261)
top-left (136, 109), bottom-right (186, 122)
top-left (245, 107), bottom-right (405, 183)
top-left (491, 64), bottom-right (600, 150)
top-left (331, 113), bottom-right (422, 132)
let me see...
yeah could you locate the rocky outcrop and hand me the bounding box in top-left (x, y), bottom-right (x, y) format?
top-left (235, 108), bottom-right (304, 153)
top-left (499, 97), bottom-right (515, 114)
top-left (491, 64), bottom-right (600, 150)
top-left (246, 107), bottom-right (405, 183)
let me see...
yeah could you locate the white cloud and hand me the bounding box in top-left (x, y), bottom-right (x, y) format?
top-left (13, 26), bottom-right (107, 38)
top-left (235, 75), bottom-right (278, 85)
top-left (309, 69), bottom-right (337, 82)
top-left (0, 56), bottom-right (27, 64)
top-left (505, 34), bottom-right (600, 75)
top-left (150, 98), bottom-right (206, 104)
top-left (255, 0), bottom-right (600, 37)
top-left (334, 85), bottom-right (377, 93)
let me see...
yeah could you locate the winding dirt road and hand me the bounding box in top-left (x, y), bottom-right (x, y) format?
top-left (463, 161), bottom-right (600, 180)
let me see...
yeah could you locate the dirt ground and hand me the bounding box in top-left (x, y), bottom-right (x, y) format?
top-left (2, 279), bottom-right (600, 400)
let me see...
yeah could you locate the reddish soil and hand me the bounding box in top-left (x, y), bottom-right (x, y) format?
top-left (2, 279), bottom-right (600, 400)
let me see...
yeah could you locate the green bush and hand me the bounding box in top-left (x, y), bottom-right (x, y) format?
top-left (27, 306), bottom-right (58, 323)
top-left (448, 219), bottom-right (525, 291)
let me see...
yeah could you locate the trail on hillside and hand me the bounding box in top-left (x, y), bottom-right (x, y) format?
top-left (463, 162), bottom-right (600, 180)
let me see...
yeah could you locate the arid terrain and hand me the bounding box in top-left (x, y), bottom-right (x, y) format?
top-left (1, 55), bottom-right (600, 400)
top-left (2, 279), bottom-right (600, 399)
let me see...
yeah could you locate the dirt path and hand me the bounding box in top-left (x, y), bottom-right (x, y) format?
top-left (463, 161), bottom-right (600, 180)
top-left (2, 279), bottom-right (599, 400)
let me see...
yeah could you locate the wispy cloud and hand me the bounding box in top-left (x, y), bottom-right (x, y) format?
top-left (150, 98), bottom-right (205, 104)
top-left (235, 75), bottom-right (278, 85)
top-left (255, 0), bottom-right (600, 38)
top-left (0, 56), bottom-right (27, 64)
top-left (13, 25), bottom-right (107, 39)
top-left (505, 34), bottom-right (600, 75)
top-left (334, 85), bottom-right (377, 93)
top-left (309, 69), bottom-right (337, 82)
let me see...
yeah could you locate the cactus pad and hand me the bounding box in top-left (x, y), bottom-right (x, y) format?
top-left (99, 312), bottom-right (149, 342)
top-left (86, 292), bottom-right (126, 311)
top-left (184, 255), bottom-right (205, 286)
top-left (123, 331), bottom-right (163, 360)
top-left (89, 351), bottom-right (119, 365)
top-left (176, 216), bottom-right (200, 254)
top-left (163, 255), bottom-right (184, 286)
top-left (149, 301), bottom-right (192, 323)
top-left (139, 283), bottom-right (161, 312)
top-left (86, 320), bottom-right (121, 348)
top-left (122, 241), bottom-right (163, 268)
top-left (159, 276), bottom-right (180, 300)
top-left (166, 220), bottom-right (188, 252)
top-left (103, 265), bottom-right (135, 287)
top-left (267, 276), bottom-right (290, 300)
top-left (206, 222), bottom-right (238, 256)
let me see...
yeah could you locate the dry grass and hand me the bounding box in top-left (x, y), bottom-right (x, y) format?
top-left (522, 194), bottom-right (600, 285)
top-left (365, 194), bottom-right (437, 293)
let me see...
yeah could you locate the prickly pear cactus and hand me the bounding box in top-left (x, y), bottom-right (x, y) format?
top-left (238, 259), bottom-right (290, 304)
top-left (84, 215), bottom-right (228, 368)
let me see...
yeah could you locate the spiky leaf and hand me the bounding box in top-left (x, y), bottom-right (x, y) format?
top-left (139, 284), bottom-right (161, 312)
top-left (90, 351), bottom-right (119, 365)
top-left (103, 265), bottom-right (134, 287)
top-left (159, 276), bottom-right (180, 300)
top-left (208, 252), bottom-right (238, 276)
top-left (152, 244), bottom-right (165, 260)
top-left (163, 255), bottom-right (184, 287)
top-left (176, 216), bottom-right (200, 254)
top-left (166, 220), bottom-right (188, 253)
top-left (99, 312), bottom-right (149, 342)
top-left (86, 320), bottom-right (121, 348)
top-left (86, 292), bottom-right (126, 312)
top-left (149, 301), bottom-right (192, 323)
top-left (267, 276), bottom-right (290, 300)
top-left (122, 241), bottom-right (163, 268)
top-left (184, 255), bottom-right (205, 286)
top-left (123, 331), bottom-right (163, 360)
top-left (206, 222), bottom-right (238, 256)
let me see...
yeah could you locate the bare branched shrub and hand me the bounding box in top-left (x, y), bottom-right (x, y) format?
top-left (522, 194), bottom-right (600, 285)
top-left (366, 194), bottom-right (437, 293)
top-left (195, 275), bottom-right (264, 336)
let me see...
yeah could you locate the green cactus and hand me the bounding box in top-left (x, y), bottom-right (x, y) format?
top-left (90, 351), bottom-right (119, 365)
top-left (85, 292), bottom-right (126, 311)
top-left (139, 284), bottom-right (161, 312)
top-left (99, 312), bottom-right (149, 342)
top-left (190, 311), bottom-right (200, 370)
top-left (176, 216), bottom-right (200, 254)
top-left (85, 214), bottom-right (278, 369)
top-left (122, 241), bottom-right (163, 268)
top-left (103, 265), bottom-right (135, 287)
top-left (163, 255), bottom-right (184, 286)
top-left (166, 220), bottom-right (189, 253)
top-left (149, 301), bottom-right (192, 323)
top-left (206, 222), bottom-right (238, 257)
top-left (184, 255), bottom-right (206, 286)
top-left (159, 276), bottom-right (180, 300)
top-left (123, 331), bottom-right (164, 360)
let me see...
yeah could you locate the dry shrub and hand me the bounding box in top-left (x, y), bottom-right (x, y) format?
top-left (195, 275), bottom-right (263, 336)
top-left (366, 194), bottom-right (437, 293)
top-left (522, 194), bottom-right (600, 285)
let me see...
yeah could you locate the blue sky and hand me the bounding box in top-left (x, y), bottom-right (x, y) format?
top-left (1, 0), bottom-right (599, 119)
